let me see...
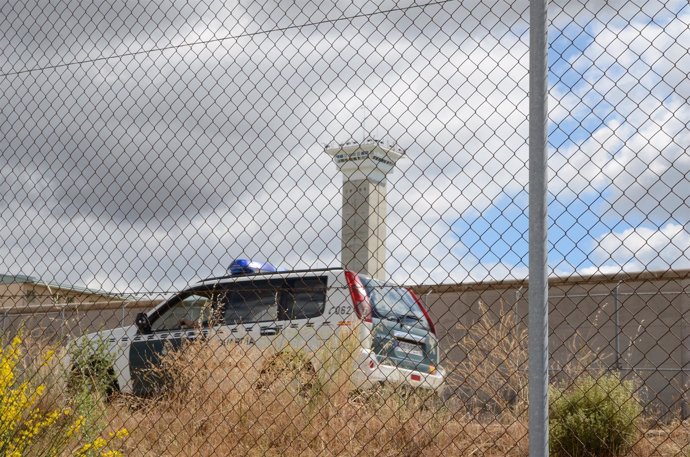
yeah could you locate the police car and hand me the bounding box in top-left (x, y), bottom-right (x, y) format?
top-left (77, 260), bottom-right (445, 396)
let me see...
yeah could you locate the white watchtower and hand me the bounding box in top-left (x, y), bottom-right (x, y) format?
top-left (325, 138), bottom-right (404, 280)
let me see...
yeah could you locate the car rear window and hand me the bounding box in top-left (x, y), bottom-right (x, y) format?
top-left (360, 277), bottom-right (428, 329)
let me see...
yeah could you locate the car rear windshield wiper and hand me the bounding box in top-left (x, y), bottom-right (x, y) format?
top-left (375, 313), bottom-right (425, 326)
top-left (395, 314), bottom-right (424, 323)
top-left (374, 313), bottom-right (400, 323)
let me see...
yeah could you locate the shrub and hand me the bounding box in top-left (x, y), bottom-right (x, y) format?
top-left (550, 372), bottom-right (642, 457)
top-left (67, 336), bottom-right (118, 398)
top-left (0, 335), bottom-right (127, 457)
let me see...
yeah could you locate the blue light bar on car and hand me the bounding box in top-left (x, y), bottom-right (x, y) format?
top-left (228, 258), bottom-right (278, 276)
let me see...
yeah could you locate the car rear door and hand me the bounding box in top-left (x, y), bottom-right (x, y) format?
top-left (219, 278), bottom-right (283, 351)
top-left (217, 276), bottom-right (328, 353)
top-left (277, 275), bottom-right (328, 354)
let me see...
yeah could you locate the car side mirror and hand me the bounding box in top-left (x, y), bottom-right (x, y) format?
top-left (135, 312), bottom-right (152, 334)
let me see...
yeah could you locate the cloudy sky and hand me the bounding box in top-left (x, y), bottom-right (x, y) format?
top-left (1, 0), bottom-right (688, 293)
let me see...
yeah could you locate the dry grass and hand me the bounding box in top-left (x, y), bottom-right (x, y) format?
top-left (630, 420), bottom-right (690, 456)
top-left (104, 335), bottom-right (529, 456)
top-left (101, 366), bottom-right (690, 457)
top-left (94, 314), bottom-right (690, 457)
top-left (12, 308), bottom-right (690, 456)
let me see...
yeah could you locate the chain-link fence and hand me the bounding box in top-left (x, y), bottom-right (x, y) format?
top-left (1, 0), bottom-right (689, 455)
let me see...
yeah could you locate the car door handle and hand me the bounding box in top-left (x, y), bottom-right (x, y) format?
top-left (260, 327), bottom-right (280, 336)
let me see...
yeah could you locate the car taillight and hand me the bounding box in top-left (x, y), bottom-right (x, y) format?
top-left (345, 271), bottom-right (372, 323)
top-left (408, 289), bottom-right (436, 335)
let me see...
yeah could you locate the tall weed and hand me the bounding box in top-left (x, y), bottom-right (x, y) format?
top-left (453, 301), bottom-right (529, 417)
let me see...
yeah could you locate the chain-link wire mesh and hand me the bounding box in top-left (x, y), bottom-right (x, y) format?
top-left (1, 0), bottom-right (689, 455)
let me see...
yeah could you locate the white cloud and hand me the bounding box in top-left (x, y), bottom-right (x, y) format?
top-left (550, 94), bottom-right (690, 224)
top-left (581, 223), bottom-right (690, 275)
top-left (1, 0), bottom-right (689, 293)
top-left (549, 2), bottom-right (690, 222)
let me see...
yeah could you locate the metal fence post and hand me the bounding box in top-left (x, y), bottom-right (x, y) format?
top-left (529, 0), bottom-right (550, 455)
top-left (682, 288), bottom-right (689, 419)
top-left (60, 306), bottom-right (65, 341)
top-left (613, 283), bottom-right (621, 372)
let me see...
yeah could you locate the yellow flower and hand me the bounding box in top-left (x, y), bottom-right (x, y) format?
top-left (42, 348), bottom-right (56, 364)
top-left (0, 334), bottom-right (94, 456)
top-left (93, 437), bottom-right (108, 449)
top-left (10, 336), bottom-right (22, 348)
top-left (67, 414), bottom-right (85, 437)
top-left (99, 451), bottom-right (123, 457)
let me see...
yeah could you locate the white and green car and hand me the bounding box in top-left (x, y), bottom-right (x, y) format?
top-left (76, 261), bottom-right (445, 395)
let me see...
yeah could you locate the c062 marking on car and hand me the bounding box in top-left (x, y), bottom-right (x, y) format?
top-left (331, 305), bottom-right (353, 315)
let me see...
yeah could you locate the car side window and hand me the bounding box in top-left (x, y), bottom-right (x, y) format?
top-left (150, 291), bottom-right (218, 331)
top-left (222, 281), bottom-right (279, 324)
top-left (282, 277), bottom-right (327, 320)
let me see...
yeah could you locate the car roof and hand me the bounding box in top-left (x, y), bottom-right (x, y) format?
top-left (197, 267), bottom-right (344, 285)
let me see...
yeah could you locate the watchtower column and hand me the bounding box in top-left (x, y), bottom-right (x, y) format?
top-left (325, 139), bottom-right (403, 280)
